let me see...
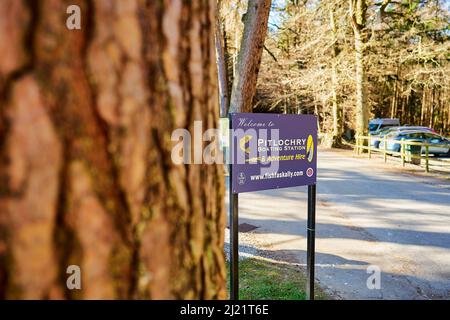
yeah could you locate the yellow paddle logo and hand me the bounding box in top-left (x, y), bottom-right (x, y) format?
top-left (239, 135), bottom-right (253, 154)
top-left (307, 135), bottom-right (315, 163)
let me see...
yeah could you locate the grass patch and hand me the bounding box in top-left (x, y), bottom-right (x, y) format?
top-left (227, 258), bottom-right (327, 300)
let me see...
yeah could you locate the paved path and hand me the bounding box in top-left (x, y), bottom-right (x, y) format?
top-left (226, 148), bottom-right (450, 299)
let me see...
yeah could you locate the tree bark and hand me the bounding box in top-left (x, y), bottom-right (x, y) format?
top-left (391, 78), bottom-right (397, 119)
top-left (429, 88), bottom-right (435, 128)
top-left (215, 6), bottom-right (230, 118)
top-left (229, 0), bottom-right (272, 113)
top-left (350, 0), bottom-right (368, 136)
top-left (0, 0), bottom-right (226, 300)
top-left (329, 8), bottom-right (342, 145)
top-left (420, 88), bottom-right (426, 126)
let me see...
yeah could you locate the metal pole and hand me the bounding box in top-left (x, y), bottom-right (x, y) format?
top-left (230, 192), bottom-right (239, 300)
top-left (307, 184), bottom-right (317, 300)
top-left (228, 114), bottom-right (239, 300)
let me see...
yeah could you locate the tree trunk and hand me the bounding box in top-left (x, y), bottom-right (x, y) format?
top-left (350, 0), bottom-right (368, 136)
top-left (215, 6), bottom-right (230, 118)
top-left (420, 88), bottom-right (426, 126)
top-left (329, 8), bottom-right (342, 145)
top-left (0, 0), bottom-right (226, 300)
top-left (447, 92), bottom-right (450, 133)
top-left (391, 81), bottom-right (397, 119)
top-left (429, 88), bottom-right (435, 128)
top-left (229, 0), bottom-right (272, 113)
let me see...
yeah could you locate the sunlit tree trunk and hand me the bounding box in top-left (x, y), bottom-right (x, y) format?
top-left (445, 90), bottom-right (450, 133)
top-left (330, 8), bottom-right (341, 145)
top-left (215, 5), bottom-right (230, 117)
top-left (391, 79), bottom-right (397, 119)
top-left (229, 0), bottom-right (272, 113)
top-left (429, 88), bottom-right (435, 128)
top-left (420, 88), bottom-right (426, 126)
top-left (350, 0), bottom-right (368, 136)
top-left (0, 0), bottom-right (226, 300)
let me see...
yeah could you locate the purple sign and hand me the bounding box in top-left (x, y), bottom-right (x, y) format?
top-left (230, 113), bottom-right (317, 194)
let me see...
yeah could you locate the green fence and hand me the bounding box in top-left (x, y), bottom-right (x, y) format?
top-left (354, 135), bottom-right (450, 174)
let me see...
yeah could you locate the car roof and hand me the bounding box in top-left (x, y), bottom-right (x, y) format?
top-left (370, 118), bottom-right (400, 124)
top-left (395, 127), bottom-right (432, 131)
top-left (380, 127), bottom-right (430, 133)
top-left (394, 130), bottom-right (436, 135)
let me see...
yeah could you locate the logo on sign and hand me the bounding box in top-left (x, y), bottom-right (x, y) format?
top-left (238, 172), bottom-right (246, 185)
top-left (307, 135), bottom-right (315, 163)
top-left (239, 135), bottom-right (253, 154)
top-left (307, 168), bottom-right (314, 178)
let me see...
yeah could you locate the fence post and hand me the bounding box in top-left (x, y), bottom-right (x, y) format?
top-left (384, 136), bottom-right (387, 163)
top-left (425, 144), bottom-right (430, 173)
top-left (355, 135), bottom-right (359, 155)
top-left (368, 134), bottom-right (372, 159)
top-left (401, 138), bottom-right (405, 167)
top-left (358, 136), bottom-right (361, 155)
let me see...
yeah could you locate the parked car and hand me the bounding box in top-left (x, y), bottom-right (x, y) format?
top-left (370, 126), bottom-right (435, 149)
top-left (401, 125), bottom-right (437, 133)
top-left (369, 118), bottom-right (400, 135)
top-left (378, 130), bottom-right (450, 155)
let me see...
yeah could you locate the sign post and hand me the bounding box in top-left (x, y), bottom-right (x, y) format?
top-left (307, 184), bottom-right (317, 300)
top-left (228, 113), bottom-right (318, 301)
top-left (229, 191), bottom-right (239, 300)
top-left (229, 116), bottom-right (239, 300)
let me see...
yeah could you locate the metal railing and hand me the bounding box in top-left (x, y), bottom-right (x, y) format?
top-left (354, 134), bottom-right (450, 173)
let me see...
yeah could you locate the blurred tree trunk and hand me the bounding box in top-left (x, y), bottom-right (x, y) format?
top-left (391, 79), bottom-right (397, 119)
top-left (429, 89), bottom-right (435, 128)
top-left (420, 88), bottom-right (426, 126)
top-left (0, 0), bottom-right (226, 300)
top-left (229, 0), bottom-right (272, 113)
top-left (350, 0), bottom-right (368, 136)
top-left (329, 8), bottom-right (342, 146)
top-left (215, 5), bottom-right (230, 118)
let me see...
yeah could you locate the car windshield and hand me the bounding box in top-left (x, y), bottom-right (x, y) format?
top-left (369, 124), bottom-right (379, 131)
top-left (405, 132), bottom-right (424, 139)
top-left (424, 133), bottom-right (443, 142)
